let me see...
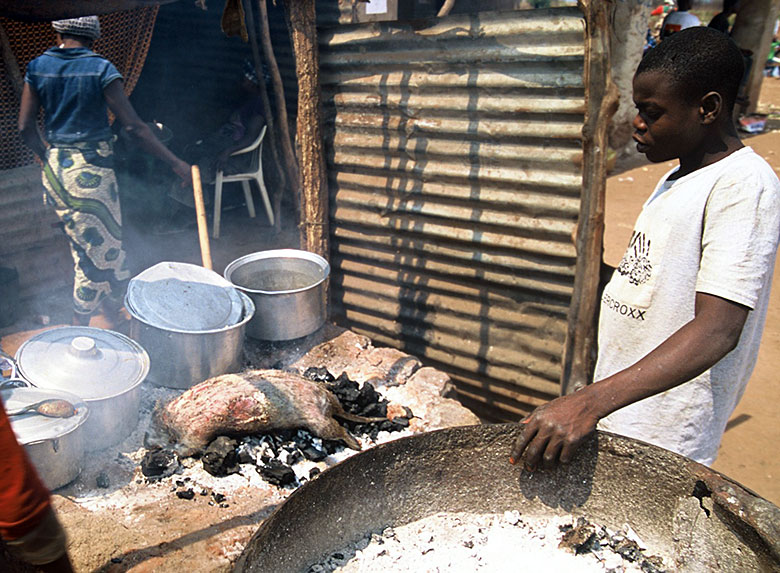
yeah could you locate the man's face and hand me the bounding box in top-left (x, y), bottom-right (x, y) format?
top-left (632, 71), bottom-right (703, 164)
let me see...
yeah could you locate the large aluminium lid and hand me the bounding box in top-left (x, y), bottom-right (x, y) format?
top-left (125, 261), bottom-right (244, 331)
top-left (15, 326), bottom-right (150, 400)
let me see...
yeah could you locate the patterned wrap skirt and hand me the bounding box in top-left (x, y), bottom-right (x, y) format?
top-left (41, 140), bottom-right (130, 316)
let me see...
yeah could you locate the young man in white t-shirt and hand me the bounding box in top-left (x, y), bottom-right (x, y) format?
top-left (510, 27), bottom-right (780, 470)
top-left (660, 0), bottom-right (701, 39)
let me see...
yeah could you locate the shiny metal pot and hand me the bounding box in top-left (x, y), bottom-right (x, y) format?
top-left (14, 327), bottom-right (149, 452)
top-left (0, 382), bottom-right (89, 490)
top-left (224, 249), bottom-right (330, 341)
top-left (128, 291), bottom-right (254, 389)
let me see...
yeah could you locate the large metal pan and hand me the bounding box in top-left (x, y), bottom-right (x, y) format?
top-left (236, 424), bottom-right (780, 572)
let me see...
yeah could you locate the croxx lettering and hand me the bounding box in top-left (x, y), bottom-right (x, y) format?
top-left (602, 292), bottom-right (646, 321)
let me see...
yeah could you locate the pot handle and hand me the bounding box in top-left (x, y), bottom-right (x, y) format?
top-left (0, 350), bottom-right (18, 381)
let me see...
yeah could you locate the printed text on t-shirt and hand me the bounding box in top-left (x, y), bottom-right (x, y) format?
top-left (602, 292), bottom-right (646, 320)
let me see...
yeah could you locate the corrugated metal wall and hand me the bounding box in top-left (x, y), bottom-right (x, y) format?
top-left (319, 6), bottom-right (586, 421)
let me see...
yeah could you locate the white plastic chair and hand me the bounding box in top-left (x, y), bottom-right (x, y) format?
top-left (212, 124), bottom-right (273, 238)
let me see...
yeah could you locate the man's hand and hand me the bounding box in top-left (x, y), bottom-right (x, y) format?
top-left (173, 160), bottom-right (192, 184)
top-left (509, 389), bottom-right (601, 472)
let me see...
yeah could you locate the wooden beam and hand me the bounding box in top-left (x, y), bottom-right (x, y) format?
top-left (559, 0), bottom-right (618, 395)
top-left (257, 0), bottom-right (301, 225)
top-left (285, 0), bottom-right (328, 261)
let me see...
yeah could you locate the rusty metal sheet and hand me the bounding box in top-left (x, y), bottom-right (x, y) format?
top-left (320, 6), bottom-right (586, 421)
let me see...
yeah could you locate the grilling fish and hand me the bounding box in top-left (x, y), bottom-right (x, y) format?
top-left (156, 369), bottom-right (384, 456)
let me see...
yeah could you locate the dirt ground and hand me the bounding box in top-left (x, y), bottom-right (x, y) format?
top-left (604, 77), bottom-right (780, 507)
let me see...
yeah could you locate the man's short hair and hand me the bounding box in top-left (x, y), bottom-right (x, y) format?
top-left (636, 26), bottom-right (744, 114)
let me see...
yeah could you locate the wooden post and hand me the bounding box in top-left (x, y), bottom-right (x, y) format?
top-left (731, 0), bottom-right (780, 116)
top-left (285, 0), bottom-right (328, 260)
top-left (559, 0), bottom-right (618, 396)
top-left (242, 0), bottom-right (288, 232)
top-left (256, 0), bottom-right (302, 225)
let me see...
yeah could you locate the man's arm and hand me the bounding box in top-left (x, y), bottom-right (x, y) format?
top-left (17, 83), bottom-right (47, 160)
top-left (510, 291), bottom-right (749, 471)
top-left (103, 79), bottom-right (191, 182)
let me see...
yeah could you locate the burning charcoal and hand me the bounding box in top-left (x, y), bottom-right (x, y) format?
top-left (355, 383), bottom-right (380, 410)
top-left (614, 538), bottom-right (642, 562)
top-left (96, 471), bottom-right (110, 489)
top-left (140, 447), bottom-right (179, 479)
top-left (303, 366), bottom-right (334, 383)
top-left (258, 459), bottom-right (297, 487)
top-left (237, 442), bottom-right (256, 464)
top-left (640, 555), bottom-right (667, 573)
top-left (279, 447), bottom-right (302, 466)
top-left (302, 444), bottom-right (327, 461)
top-left (559, 522), bottom-right (598, 554)
top-left (202, 436), bottom-right (240, 477)
top-left (176, 489), bottom-right (195, 500)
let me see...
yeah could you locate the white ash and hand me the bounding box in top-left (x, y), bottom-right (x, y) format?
top-left (308, 512), bottom-right (667, 573)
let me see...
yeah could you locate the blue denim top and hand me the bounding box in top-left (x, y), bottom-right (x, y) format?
top-left (24, 47), bottom-right (122, 144)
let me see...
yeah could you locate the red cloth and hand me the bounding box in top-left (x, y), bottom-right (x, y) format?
top-left (0, 402), bottom-right (51, 541)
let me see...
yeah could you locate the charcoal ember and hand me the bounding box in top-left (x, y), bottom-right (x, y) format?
top-left (258, 459), bottom-right (297, 487)
top-left (176, 488), bottom-right (195, 500)
top-left (559, 521), bottom-right (598, 554)
top-left (202, 436), bottom-right (240, 477)
top-left (641, 555), bottom-right (667, 573)
top-left (302, 444), bottom-right (327, 461)
top-left (278, 446), bottom-right (303, 466)
top-left (614, 538), bottom-right (642, 562)
top-left (141, 447), bottom-right (179, 479)
top-left (303, 366), bottom-right (334, 383)
top-left (237, 442), bottom-right (256, 464)
top-left (96, 471), bottom-right (110, 489)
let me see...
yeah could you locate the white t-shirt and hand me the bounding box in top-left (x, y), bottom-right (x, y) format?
top-left (661, 11), bottom-right (701, 37)
top-left (596, 147), bottom-right (780, 465)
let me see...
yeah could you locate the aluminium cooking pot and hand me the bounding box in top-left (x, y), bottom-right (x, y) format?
top-left (1, 381), bottom-right (89, 491)
top-left (14, 326), bottom-right (150, 452)
top-left (224, 249), bottom-right (329, 341)
top-left (236, 424), bottom-right (780, 572)
top-left (125, 261), bottom-right (255, 389)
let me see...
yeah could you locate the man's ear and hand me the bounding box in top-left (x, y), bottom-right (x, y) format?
top-left (700, 91), bottom-right (722, 124)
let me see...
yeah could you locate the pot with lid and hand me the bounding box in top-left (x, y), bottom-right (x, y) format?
top-left (14, 326), bottom-right (150, 451)
top-left (125, 261), bottom-right (254, 389)
top-left (1, 381), bottom-right (89, 490)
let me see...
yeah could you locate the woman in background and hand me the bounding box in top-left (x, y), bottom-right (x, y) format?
top-left (18, 16), bottom-right (191, 328)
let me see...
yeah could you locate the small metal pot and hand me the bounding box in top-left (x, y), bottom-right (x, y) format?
top-left (128, 291), bottom-right (254, 389)
top-left (1, 381), bottom-right (89, 490)
top-left (14, 327), bottom-right (149, 452)
top-left (224, 249), bottom-right (330, 341)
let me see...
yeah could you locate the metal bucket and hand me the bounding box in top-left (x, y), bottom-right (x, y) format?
top-left (224, 249), bottom-right (329, 341)
top-left (128, 291), bottom-right (255, 389)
